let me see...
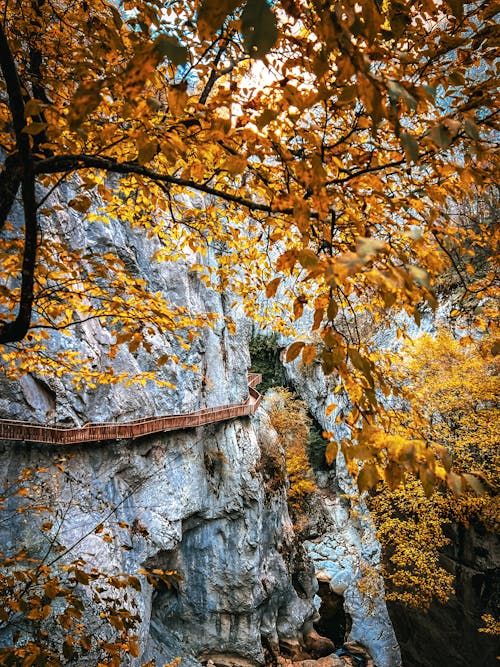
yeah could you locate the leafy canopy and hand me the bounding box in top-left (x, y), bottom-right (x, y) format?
top-left (0, 0), bottom-right (498, 437)
top-left (369, 330), bottom-right (499, 609)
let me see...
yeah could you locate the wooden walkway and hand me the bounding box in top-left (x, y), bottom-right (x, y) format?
top-left (0, 374), bottom-right (262, 445)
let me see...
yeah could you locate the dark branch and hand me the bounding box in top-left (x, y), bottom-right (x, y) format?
top-left (35, 153), bottom-right (287, 215)
top-left (199, 42), bottom-right (226, 105)
top-left (0, 23), bottom-right (38, 344)
top-left (0, 152), bottom-right (22, 231)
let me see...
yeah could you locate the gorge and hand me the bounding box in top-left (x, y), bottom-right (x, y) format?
top-left (0, 1), bottom-right (498, 664)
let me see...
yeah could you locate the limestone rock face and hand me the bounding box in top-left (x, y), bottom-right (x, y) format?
top-left (0, 185), bottom-right (315, 664)
top-left (0, 414), bottom-right (316, 665)
top-left (0, 182), bottom-right (251, 426)
top-left (283, 360), bottom-right (401, 667)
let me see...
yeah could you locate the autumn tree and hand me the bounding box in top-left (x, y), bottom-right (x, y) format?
top-left (0, 1), bottom-right (499, 656)
top-left (265, 387), bottom-right (317, 513)
top-left (369, 330), bottom-right (499, 608)
top-left (0, 0), bottom-right (498, 390)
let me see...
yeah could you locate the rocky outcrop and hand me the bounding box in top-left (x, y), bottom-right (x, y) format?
top-left (283, 358), bottom-right (401, 667)
top-left (0, 184), bottom-right (318, 664)
top-left (277, 640), bottom-right (375, 667)
top-left (0, 407), bottom-right (319, 665)
top-left (0, 183), bottom-right (250, 426)
top-left (0, 182), bottom-right (396, 666)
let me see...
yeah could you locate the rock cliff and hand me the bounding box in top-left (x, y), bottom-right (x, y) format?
top-left (0, 186), bottom-right (320, 664)
top-left (283, 358), bottom-right (401, 667)
top-left (0, 416), bottom-right (319, 665)
top-left (0, 182), bottom-right (410, 666)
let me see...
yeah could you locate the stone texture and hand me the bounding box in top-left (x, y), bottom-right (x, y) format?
top-left (0, 183), bottom-right (316, 664)
top-left (0, 415), bottom-right (316, 665)
top-left (0, 181), bottom-right (251, 426)
top-left (304, 629), bottom-right (335, 657)
top-left (316, 657), bottom-right (345, 667)
top-left (284, 359), bottom-right (401, 667)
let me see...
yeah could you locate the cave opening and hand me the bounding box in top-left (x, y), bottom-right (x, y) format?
top-left (314, 580), bottom-right (351, 647)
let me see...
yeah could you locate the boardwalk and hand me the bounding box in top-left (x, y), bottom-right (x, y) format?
top-left (0, 374), bottom-right (262, 445)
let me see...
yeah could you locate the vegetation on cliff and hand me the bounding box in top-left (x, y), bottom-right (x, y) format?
top-left (0, 0), bottom-right (497, 462)
top-left (369, 331), bottom-right (499, 613)
top-left (265, 387), bottom-right (317, 513)
top-left (0, 0), bottom-right (499, 660)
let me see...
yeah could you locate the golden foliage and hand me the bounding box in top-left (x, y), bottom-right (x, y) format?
top-left (369, 331), bottom-right (499, 608)
top-left (265, 388), bottom-right (317, 511)
top-left (369, 477), bottom-right (455, 608)
top-left (0, 0), bottom-right (497, 402)
top-left (398, 330), bottom-right (499, 506)
top-left (479, 614), bottom-right (500, 636)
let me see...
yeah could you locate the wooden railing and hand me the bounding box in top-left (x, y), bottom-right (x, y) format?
top-left (0, 374), bottom-right (262, 445)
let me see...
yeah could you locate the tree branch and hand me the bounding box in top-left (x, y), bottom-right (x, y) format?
top-left (0, 23), bottom-right (38, 343)
top-left (199, 41), bottom-right (227, 105)
top-left (0, 152), bottom-right (22, 231)
top-left (35, 153), bottom-right (287, 215)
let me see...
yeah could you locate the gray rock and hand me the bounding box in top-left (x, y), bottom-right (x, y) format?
top-left (0, 416), bottom-right (315, 664)
top-left (0, 180), bottom-right (316, 664)
top-left (284, 360), bottom-right (401, 667)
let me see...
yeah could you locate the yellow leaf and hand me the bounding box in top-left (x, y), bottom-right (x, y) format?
top-left (223, 154), bottom-right (247, 175)
top-left (356, 237), bottom-right (386, 261)
top-left (357, 463), bottom-right (381, 493)
top-left (293, 297), bottom-right (304, 320)
top-left (68, 195), bottom-right (92, 213)
top-left (301, 344), bottom-right (316, 365)
top-left (462, 473), bottom-right (485, 495)
top-left (286, 341), bottom-right (305, 362)
top-left (384, 461), bottom-right (403, 490)
top-left (153, 34), bottom-right (189, 66)
top-left (138, 140), bottom-right (158, 166)
top-left (24, 98), bottom-right (45, 118)
top-left (74, 569), bottom-right (90, 585)
top-left (68, 80), bottom-right (102, 130)
top-left (419, 464), bottom-right (436, 497)
top-left (168, 82), bottom-right (188, 118)
top-left (241, 0), bottom-right (278, 59)
top-left (276, 249), bottom-right (298, 272)
top-left (265, 277), bottom-right (281, 298)
top-left (197, 0), bottom-right (242, 41)
top-left (157, 354), bottom-right (170, 366)
top-left (293, 200), bottom-right (311, 232)
top-left (298, 249), bottom-right (319, 268)
top-left (327, 299), bottom-right (338, 320)
top-left (128, 641), bottom-right (140, 658)
top-left (21, 122), bottom-right (47, 135)
top-left (446, 471), bottom-right (463, 496)
top-left (22, 649), bottom-right (40, 667)
top-left (325, 441), bottom-right (338, 466)
top-left (321, 350), bottom-right (335, 375)
top-left (44, 580), bottom-right (60, 600)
